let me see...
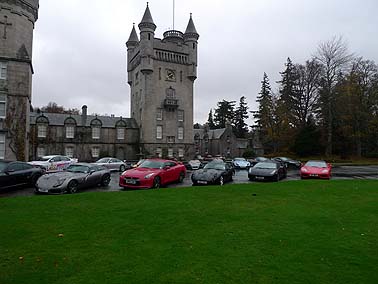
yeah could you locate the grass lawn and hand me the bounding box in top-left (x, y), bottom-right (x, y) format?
top-left (0, 180), bottom-right (377, 284)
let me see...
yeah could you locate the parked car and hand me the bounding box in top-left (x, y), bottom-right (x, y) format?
top-left (119, 159), bottom-right (186, 189)
top-left (272, 157), bottom-right (301, 168)
top-left (249, 157), bottom-right (270, 167)
top-left (93, 157), bottom-right (130, 172)
top-left (187, 159), bottom-right (203, 170)
top-left (300, 160), bottom-right (332, 179)
top-left (248, 161), bottom-right (287, 182)
top-left (29, 155), bottom-right (77, 172)
top-left (0, 161), bottom-right (45, 190)
top-left (191, 160), bottom-right (234, 186)
top-left (232, 157), bottom-right (251, 169)
top-left (35, 163), bottom-right (111, 194)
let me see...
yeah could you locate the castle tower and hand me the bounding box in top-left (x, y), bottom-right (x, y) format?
top-left (126, 3), bottom-right (199, 159)
top-left (0, 0), bottom-right (39, 160)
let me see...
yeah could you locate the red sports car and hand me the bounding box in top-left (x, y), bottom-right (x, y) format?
top-left (300, 160), bottom-right (332, 179)
top-left (119, 159), bottom-right (186, 189)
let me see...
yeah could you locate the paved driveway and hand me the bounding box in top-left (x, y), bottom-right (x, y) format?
top-left (1, 165), bottom-right (378, 198)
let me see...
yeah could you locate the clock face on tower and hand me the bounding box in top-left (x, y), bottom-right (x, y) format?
top-left (166, 69), bottom-right (176, 81)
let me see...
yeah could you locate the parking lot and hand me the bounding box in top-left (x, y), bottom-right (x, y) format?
top-left (1, 165), bottom-right (378, 198)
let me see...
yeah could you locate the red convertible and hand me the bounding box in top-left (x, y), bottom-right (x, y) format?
top-left (300, 160), bottom-right (332, 179)
top-left (119, 159), bottom-right (186, 189)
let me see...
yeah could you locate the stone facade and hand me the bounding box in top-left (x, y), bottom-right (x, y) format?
top-left (0, 0), bottom-right (39, 160)
top-left (29, 106), bottom-right (140, 162)
top-left (194, 124), bottom-right (249, 158)
top-left (126, 4), bottom-right (199, 160)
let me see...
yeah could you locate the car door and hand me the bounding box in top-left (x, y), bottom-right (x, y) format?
top-left (5, 162), bottom-right (29, 188)
top-left (58, 156), bottom-right (71, 171)
top-left (109, 159), bottom-right (120, 171)
top-left (84, 166), bottom-right (102, 187)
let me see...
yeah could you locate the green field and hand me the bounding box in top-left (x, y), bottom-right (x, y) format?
top-left (1, 180), bottom-right (377, 284)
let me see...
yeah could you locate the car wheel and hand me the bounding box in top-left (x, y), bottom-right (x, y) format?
top-left (119, 165), bottom-right (126, 172)
top-left (30, 174), bottom-right (41, 186)
top-left (178, 172), bottom-right (185, 183)
top-left (219, 176), bottom-right (224, 186)
top-left (67, 180), bottom-right (78, 194)
top-left (153, 176), bottom-right (161, 189)
top-left (101, 174), bottom-right (111, 186)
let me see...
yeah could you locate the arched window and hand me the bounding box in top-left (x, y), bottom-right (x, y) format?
top-left (64, 117), bottom-right (76, 139)
top-left (90, 118), bottom-right (102, 139)
top-left (36, 115), bottom-right (49, 138)
top-left (116, 119), bottom-right (127, 140)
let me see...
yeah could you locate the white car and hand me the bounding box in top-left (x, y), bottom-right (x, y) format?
top-left (29, 155), bottom-right (78, 172)
top-left (232, 157), bottom-right (251, 169)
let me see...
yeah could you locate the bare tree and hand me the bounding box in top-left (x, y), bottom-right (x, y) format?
top-left (313, 36), bottom-right (353, 156)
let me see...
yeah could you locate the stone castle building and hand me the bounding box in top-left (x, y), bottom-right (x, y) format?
top-left (126, 4), bottom-right (198, 159)
top-left (1, 3), bottom-right (251, 162)
top-left (0, 0), bottom-right (39, 160)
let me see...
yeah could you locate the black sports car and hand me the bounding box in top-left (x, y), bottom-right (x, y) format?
top-left (248, 161), bottom-right (287, 182)
top-left (272, 157), bottom-right (301, 168)
top-left (191, 160), bottom-right (234, 186)
top-left (0, 160), bottom-right (44, 191)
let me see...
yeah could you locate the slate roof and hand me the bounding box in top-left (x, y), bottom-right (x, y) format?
top-left (193, 128), bottom-right (226, 139)
top-left (140, 4), bottom-right (155, 26)
top-left (127, 24), bottom-right (139, 43)
top-left (185, 14), bottom-right (198, 35)
top-left (30, 112), bottom-right (139, 129)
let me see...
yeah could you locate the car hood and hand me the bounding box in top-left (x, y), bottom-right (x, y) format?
top-left (301, 166), bottom-right (329, 174)
top-left (249, 168), bottom-right (276, 175)
top-left (192, 169), bottom-right (222, 180)
top-left (37, 171), bottom-right (86, 186)
top-left (29, 161), bottom-right (49, 166)
top-left (122, 167), bottom-right (161, 178)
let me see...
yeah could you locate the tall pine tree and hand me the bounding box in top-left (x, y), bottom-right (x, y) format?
top-left (207, 109), bottom-right (216, 129)
top-left (214, 100), bottom-right (236, 128)
top-left (234, 96), bottom-right (249, 138)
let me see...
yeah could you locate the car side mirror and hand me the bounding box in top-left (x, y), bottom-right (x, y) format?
top-left (89, 170), bottom-right (96, 175)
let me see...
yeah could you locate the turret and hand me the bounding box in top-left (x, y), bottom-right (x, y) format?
top-left (184, 14), bottom-right (199, 81)
top-left (126, 24), bottom-right (139, 84)
top-left (138, 2), bottom-right (156, 74)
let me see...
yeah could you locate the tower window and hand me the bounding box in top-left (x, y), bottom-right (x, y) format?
top-left (193, 43), bottom-right (195, 49)
top-left (156, 109), bottom-right (163, 121)
top-left (0, 94), bottom-right (6, 118)
top-left (178, 127), bottom-right (184, 140)
top-left (148, 33), bottom-right (151, 40)
top-left (0, 62), bottom-right (7, 80)
top-left (178, 110), bottom-right (184, 121)
top-left (0, 133), bottom-right (5, 159)
top-left (156, 126), bottom-right (162, 139)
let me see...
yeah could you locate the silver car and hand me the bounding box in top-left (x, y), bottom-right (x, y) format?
top-left (93, 157), bottom-right (129, 172)
top-left (35, 163), bottom-right (111, 194)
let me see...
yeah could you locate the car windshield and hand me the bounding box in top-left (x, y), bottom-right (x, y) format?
top-left (204, 162), bottom-right (225, 170)
top-left (254, 162), bottom-right (277, 169)
top-left (0, 162), bottom-right (8, 172)
top-left (36, 156), bottom-right (52, 161)
top-left (96, 158), bottom-right (110, 163)
top-left (234, 158), bottom-right (245, 161)
top-left (139, 160), bottom-right (164, 169)
top-left (305, 161), bottom-right (327, 168)
top-left (278, 157), bottom-right (289, 161)
top-left (66, 165), bottom-right (91, 173)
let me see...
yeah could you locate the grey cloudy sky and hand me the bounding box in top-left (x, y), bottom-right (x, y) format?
top-left (32, 0), bottom-right (378, 125)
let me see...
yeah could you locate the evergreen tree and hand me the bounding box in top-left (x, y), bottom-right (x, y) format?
top-left (253, 73), bottom-right (278, 152)
top-left (206, 109), bottom-right (216, 129)
top-left (214, 100), bottom-right (236, 128)
top-left (234, 96), bottom-right (249, 138)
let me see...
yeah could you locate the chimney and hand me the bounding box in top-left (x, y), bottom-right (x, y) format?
top-left (82, 105), bottom-right (88, 125)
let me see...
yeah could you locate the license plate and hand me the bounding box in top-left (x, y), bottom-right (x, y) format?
top-left (256, 176), bottom-right (264, 180)
top-left (197, 180), bottom-right (207, 184)
top-left (310, 174), bottom-right (318, 177)
top-left (125, 179), bottom-right (136, 184)
top-left (38, 188), bottom-right (48, 192)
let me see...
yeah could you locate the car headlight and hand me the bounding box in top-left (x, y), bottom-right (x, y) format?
top-left (53, 178), bottom-right (66, 187)
top-left (301, 168), bottom-right (308, 172)
top-left (270, 170), bottom-right (277, 175)
top-left (144, 173), bottom-right (155, 179)
top-left (321, 169), bottom-right (329, 174)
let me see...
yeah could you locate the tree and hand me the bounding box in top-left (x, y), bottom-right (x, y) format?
top-left (38, 102), bottom-right (80, 114)
top-left (314, 36), bottom-right (353, 156)
top-left (233, 96), bottom-right (249, 138)
top-left (213, 100), bottom-right (235, 128)
top-left (253, 73), bottom-right (278, 152)
top-left (206, 109), bottom-right (216, 129)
